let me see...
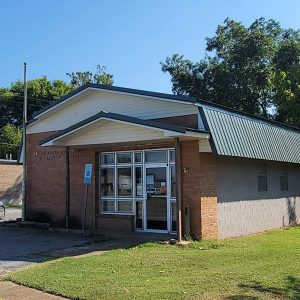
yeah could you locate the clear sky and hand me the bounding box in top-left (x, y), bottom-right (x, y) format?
top-left (1, 0), bottom-right (300, 93)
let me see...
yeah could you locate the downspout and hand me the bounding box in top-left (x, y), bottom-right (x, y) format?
top-left (65, 146), bottom-right (70, 228)
top-left (175, 137), bottom-right (182, 243)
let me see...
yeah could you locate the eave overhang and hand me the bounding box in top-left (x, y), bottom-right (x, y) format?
top-left (39, 111), bottom-right (210, 147)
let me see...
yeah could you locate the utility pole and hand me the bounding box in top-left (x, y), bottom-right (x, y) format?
top-left (22, 63), bottom-right (27, 222)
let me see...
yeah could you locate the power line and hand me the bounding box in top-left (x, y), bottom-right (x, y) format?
top-left (1, 94), bottom-right (56, 104)
top-left (13, 94), bottom-right (56, 103)
top-left (0, 98), bottom-right (50, 108)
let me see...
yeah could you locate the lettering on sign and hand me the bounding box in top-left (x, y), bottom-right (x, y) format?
top-left (32, 148), bottom-right (86, 160)
top-left (70, 148), bottom-right (86, 159)
top-left (33, 149), bottom-right (66, 161)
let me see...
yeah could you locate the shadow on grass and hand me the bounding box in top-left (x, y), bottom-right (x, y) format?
top-left (227, 276), bottom-right (300, 300)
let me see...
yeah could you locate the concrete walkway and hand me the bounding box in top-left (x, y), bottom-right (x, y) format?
top-left (0, 281), bottom-right (67, 300)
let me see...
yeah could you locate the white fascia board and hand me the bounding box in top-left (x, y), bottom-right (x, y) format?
top-left (185, 130), bottom-right (210, 139)
top-left (163, 130), bottom-right (210, 139)
top-left (41, 141), bottom-right (54, 146)
top-left (163, 131), bottom-right (182, 137)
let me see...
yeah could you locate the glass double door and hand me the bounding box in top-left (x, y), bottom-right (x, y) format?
top-left (144, 165), bottom-right (169, 232)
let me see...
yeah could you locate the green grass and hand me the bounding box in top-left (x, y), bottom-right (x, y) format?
top-left (4, 204), bottom-right (22, 209)
top-left (7, 227), bottom-right (300, 300)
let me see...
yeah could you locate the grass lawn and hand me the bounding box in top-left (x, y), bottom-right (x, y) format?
top-left (7, 227), bottom-right (300, 300)
top-left (4, 204), bottom-right (22, 209)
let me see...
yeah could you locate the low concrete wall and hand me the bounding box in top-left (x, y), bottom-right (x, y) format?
top-left (0, 160), bottom-right (22, 205)
top-left (217, 157), bottom-right (300, 239)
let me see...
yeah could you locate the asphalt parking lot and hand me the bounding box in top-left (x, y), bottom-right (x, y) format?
top-left (0, 225), bottom-right (89, 272)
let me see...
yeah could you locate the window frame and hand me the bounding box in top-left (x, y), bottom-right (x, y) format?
top-left (280, 170), bottom-right (289, 192)
top-left (99, 148), bottom-right (176, 216)
top-left (258, 171), bottom-right (268, 192)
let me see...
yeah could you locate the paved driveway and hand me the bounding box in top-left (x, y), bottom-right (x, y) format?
top-left (0, 208), bottom-right (22, 222)
top-left (0, 226), bottom-right (89, 272)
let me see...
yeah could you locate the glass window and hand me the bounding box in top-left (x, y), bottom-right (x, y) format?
top-left (135, 201), bottom-right (143, 229)
top-left (100, 153), bottom-right (114, 165)
top-left (117, 152), bottom-right (132, 164)
top-left (100, 168), bottom-right (115, 197)
top-left (171, 202), bottom-right (177, 232)
top-left (134, 151), bottom-right (142, 163)
top-left (145, 150), bottom-right (167, 163)
top-left (135, 167), bottom-right (143, 198)
top-left (117, 201), bottom-right (132, 213)
top-left (280, 171), bottom-right (288, 191)
top-left (117, 167), bottom-right (132, 197)
top-left (101, 200), bottom-right (115, 212)
top-left (258, 174), bottom-right (267, 192)
top-left (146, 167), bottom-right (167, 196)
top-left (169, 150), bottom-right (175, 163)
top-left (170, 165), bottom-right (176, 198)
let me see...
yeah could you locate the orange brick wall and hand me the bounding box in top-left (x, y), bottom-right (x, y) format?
top-left (26, 132), bottom-right (67, 226)
top-left (200, 197), bottom-right (218, 239)
top-left (26, 117), bottom-right (218, 239)
top-left (181, 141), bottom-right (218, 239)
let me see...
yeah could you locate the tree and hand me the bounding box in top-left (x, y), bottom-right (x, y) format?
top-left (272, 32), bottom-right (300, 127)
top-left (66, 65), bottom-right (114, 89)
top-left (0, 77), bottom-right (72, 128)
top-left (0, 124), bottom-right (22, 159)
top-left (0, 65), bottom-right (114, 155)
top-left (161, 18), bottom-right (300, 125)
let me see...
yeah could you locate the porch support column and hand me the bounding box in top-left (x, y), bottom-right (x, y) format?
top-left (175, 137), bottom-right (182, 242)
top-left (65, 146), bottom-right (70, 228)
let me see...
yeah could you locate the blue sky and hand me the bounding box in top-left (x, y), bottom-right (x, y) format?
top-left (1, 0), bottom-right (300, 93)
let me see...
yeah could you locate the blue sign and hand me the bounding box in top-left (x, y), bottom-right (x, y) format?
top-left (84, 164), bottom-right (93, 184)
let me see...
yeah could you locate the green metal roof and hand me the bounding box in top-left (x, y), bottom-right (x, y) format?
top-left (201, 106), bottom-right (300, 164)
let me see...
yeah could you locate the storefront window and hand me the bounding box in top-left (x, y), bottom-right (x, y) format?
top-left (135, 201), bottom-right (143, 229)
top-left (169, 150), bottom-right (175, 162)
top-left (117, 167), bottom-right (132, 197)
top-left (99, 149), bottom-right (175, 223)
top-left (102, 200), bottom-right (115, 212)
top-left (171, 202), bottom-right (177, 232)
top-left (170, 165), bottom-right (176, 198)
top-left (100, 168), bottom-right (115, 197)
top-left (134, 151), bottom-right (142, 163)
top-left (117, 201), bottom-right (132, 213)
top-left (145, 150), bottom-right (167, 163)
top-left (135, 167), bottom-right (143, 198)
top-left (100, 153), bottom-right (115, 165)
top-left (117, 152), bottom-right (132, 164)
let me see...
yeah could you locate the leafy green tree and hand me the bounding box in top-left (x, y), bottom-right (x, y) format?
top-left (272, 32), bottom-right (300, 127)
top-left (0, 124), bottom-right (22, 159)
top-left (0, 65), bottom-right (113, 127)
top-left (66, 65), bottom-right (114, 89)
top-left (0, 65), bottom-right (114, 153)
top-left (0, 77), bottom-right (72, 127)
top-left (161, 18), bottom-right (300, 125)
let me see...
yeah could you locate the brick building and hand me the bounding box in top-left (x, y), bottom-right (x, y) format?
top-left (23, 84), bottom-right (300, 239)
